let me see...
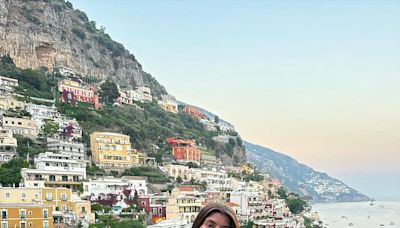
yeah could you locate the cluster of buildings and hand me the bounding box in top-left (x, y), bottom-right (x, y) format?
top-left (0, 74), bottom-right (306, 228)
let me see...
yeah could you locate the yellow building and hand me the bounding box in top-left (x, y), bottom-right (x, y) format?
top-left (0, 187), bottom-right (94, 226)
top-left (166, 187), bottom-right (204, 223)
top-left (90, 132), bottom-right (139, 169)
top-left (159, 95), bottom-right (178, 113)
top-left (241, 163), bottom-right (254, 175)
top-left (0, 187), bottom-right (72, 211)
top-left (0, 203), bottom-right (53, 228)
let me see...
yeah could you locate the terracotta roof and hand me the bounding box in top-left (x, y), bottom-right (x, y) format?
top-left (176, 186), bottom-right (194, 191)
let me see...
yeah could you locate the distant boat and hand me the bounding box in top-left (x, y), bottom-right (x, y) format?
top-left (390, 222), bottom-right (395, 226)
top-left (370, 200), bottom-right (375, 206)
top-left (348, 223), bottom-right (354, 226)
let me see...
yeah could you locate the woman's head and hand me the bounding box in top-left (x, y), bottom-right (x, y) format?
top-left (192, 202), bottom-right (240, 228)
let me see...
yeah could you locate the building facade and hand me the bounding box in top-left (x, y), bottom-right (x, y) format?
top-left (21, 152), bottom-right (86, 191)
top-left (166, 138), bottom-right (201, 164)
top-left (0, 128), bottom-right (17, 163)
top-left (0, 203), bottom-right (53, 228)
top-left (0, 116), bottom-right (39, 139)
top-left (90, 132), bottom-right (139, 169)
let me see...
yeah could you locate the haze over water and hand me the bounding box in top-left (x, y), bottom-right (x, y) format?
top-left (312, 201), bottom-right (400, 228)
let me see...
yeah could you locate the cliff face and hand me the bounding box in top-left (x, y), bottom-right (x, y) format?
top-left (0, 0), bottom-right (166, 96)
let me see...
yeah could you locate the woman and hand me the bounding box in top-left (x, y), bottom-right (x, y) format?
top-left (192, 202), bottom-right (240, 228)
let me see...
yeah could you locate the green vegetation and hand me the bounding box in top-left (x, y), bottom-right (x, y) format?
top-left (86, 164), bottom-right (106, 176)
top-left (0, 158), bottom-right (29, 186)
top-left (277, 186), bottom-right (288, 199)
top-left (89, 217), bottom-right (144, 228)
top-left (0, 55), bottom-right (60, 99)
top-left (15, 135), bottom-right (46, 159)
top-left (243, 171), bottom-right (264, 182)
top-left (304, 216), bottom-right (323, 228)
top-left (286, 197), bottom-right (307, 214)
top-left (72, 26), bottom-right (86, 40)
top-left (20, 6), bottom-right (40, 25)
top-left (99, 79), bottom-right (119, 104)
top-left (42, 120), bottom-right (59, 137)
top-left (122, 166), bottom-right (169, 184)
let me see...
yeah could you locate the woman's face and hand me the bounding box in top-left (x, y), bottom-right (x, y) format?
top-left (200, 212), bottom-right (231, 228)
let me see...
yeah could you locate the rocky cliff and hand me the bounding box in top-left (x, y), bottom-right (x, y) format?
top-left (0, 0), bottom-right (166, 96)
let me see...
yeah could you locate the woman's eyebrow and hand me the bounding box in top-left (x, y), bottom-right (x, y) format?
top-left (204, 219), bottom-right (217, 224)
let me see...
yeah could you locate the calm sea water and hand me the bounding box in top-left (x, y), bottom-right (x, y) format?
top-left (311, 201), bottom-right (400, 228)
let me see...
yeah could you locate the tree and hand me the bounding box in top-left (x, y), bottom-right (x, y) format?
top-left (42, 120), bottom-right (59, 137)
top-left (0, 158), bottom-right (29, 186)
top-left (286, 198), bottom-right (306, 214)
top-left (214, 115), bottom-right (219, 123)
top-left (99, 79), bottom-right (119, 104)
top-left (277, 187), bottom-right (288, 199)
top-left (110, 170), bottom-right (118, 177)
top-left (186, 161), bottom-right (199, 168)
top-left (176, 176), bottom-right (183, 183)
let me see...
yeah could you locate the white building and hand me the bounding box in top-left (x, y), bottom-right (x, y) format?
top-left (46, 137), bottom-right (87, 162)
top-left (21, 152), bottom-right (86, 191)
top-left (0, 76), bottom-right (18, 94)
top-left (126, 85), bottom-right (153, 103)
top-left (121, 176), bottom-right (148, 196)
top-left (0, 128), bottom-right (17, 163)
top-left (26, 103), bottom-right (62, 128)
top-left (229, 191), bottom-right (263, 218)
top-left (83, 177), bottom-right (130, 201)
top-left (191, 168), bottom-right (231, 191)
top-left (162, 164), bottom-right (192, 182)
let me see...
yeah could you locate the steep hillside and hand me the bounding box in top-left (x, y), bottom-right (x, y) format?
top-left (245, 141), bottom-right (370, 202)
top-left (0, 0), bottom-right (166, 97)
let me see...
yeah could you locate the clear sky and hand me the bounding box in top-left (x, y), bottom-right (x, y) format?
top-left (71, 0), bottom-right (400, 199)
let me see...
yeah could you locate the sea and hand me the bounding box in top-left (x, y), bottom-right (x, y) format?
top-left (311, 201), bottom-right (400, 228)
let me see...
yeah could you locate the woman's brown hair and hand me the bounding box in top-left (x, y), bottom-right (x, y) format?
top-left (192, 202), bottom-right (240, 228)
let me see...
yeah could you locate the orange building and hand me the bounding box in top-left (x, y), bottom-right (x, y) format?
top-left (166, 138), bottom-right (201, 164)
top-left (0, 203), bottom-right (53, 228)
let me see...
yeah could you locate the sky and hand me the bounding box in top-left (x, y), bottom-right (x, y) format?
top-left (71, 0), bottom-right (400, 199)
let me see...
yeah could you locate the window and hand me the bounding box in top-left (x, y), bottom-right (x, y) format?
top-left (61, 193), bottom-right (67, 201)
top-left (43, 221), bottom-right (49, 228)
top-left (61, 205), bottom-right (66, 211)
top-left (1, 210), bottom-right (7, 219)
top-left (81, 207), bottom-right (86, 213)
top-left (46, 193), bottom-right (52, 201)
top-left (28, 222), bottom-right (32, 227)
top-left (43, 209), bottom-right (48, 219)
top-left (1, 221), bottom-right (8, 228)
top-left (21, 193), bottom-right (26, 199)
top-left (20, 222), bottom-right (26, 228)
top-left (19, 209), bottom-right (26, 219)
top-left (5, 193), bottom-right (10, 198)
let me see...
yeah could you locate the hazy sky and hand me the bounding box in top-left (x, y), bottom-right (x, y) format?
top-left (71, 0), bottom-right (400, 199)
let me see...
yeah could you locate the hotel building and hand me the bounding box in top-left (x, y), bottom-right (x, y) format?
top-left (90, 132), bottom-right (139, 169)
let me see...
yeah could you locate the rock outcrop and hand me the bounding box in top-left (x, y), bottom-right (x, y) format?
top-left (0, 0), bottom-right (166, 96)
